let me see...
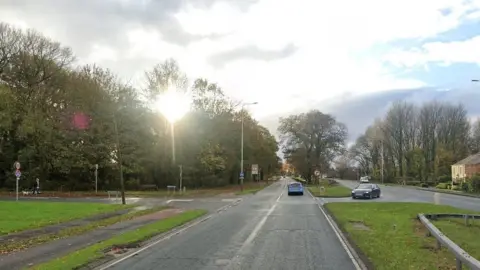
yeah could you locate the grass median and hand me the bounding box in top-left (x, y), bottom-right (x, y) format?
top-left (33, 209), bottom-right (208, 270)
top-left (325, 202), bottom-right (480, 270)
top-left (1, 206), bottom-right (166, 254)
top-left (307, 180), bottom-right (351, 198)
top-left (0, 201), bottom-right (128, 235)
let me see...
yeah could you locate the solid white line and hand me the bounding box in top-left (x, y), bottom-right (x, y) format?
top-left (166, 199), bottom-right (194, 204)
top-left (307, 191), bottom-right (363, 270)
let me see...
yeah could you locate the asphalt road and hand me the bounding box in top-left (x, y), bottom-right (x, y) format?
top-left (334, 180), bottom-right (480, 211)
top-left (101, 178), bottom-right (358, 270)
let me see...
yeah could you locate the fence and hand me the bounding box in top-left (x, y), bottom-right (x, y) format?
top-left (418, 213), bottom-right (480, 270)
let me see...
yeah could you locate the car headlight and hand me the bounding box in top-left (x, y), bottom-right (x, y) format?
top-left (351, 191), bottom-right (354, 193)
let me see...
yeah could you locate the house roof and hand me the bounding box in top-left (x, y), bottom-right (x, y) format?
top-left (454, 152), bottom-right (480, 165)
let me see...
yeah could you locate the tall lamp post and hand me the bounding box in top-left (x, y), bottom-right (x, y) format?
top-left (156, 84), bottom-right (190, 192)
top-left (240, 102), bottom-right (258, 192)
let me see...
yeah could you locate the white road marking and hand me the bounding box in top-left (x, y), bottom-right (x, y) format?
top-left (307, 190), bottom-right (363, 270)
top-left (98, 201), bottom-right (240, 269)
top-left (221, 199), bottom-right (237, 202)
top-left (166, 199), bottom-right (194, 204)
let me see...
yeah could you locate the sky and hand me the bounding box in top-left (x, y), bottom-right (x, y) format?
top-left (1, 0), bottom-right (480, 140)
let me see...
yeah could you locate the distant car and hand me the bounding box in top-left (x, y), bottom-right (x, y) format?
top-left (359, 176), bottom-right (370, 183)
top-left (287, 182), bottom-right (304, 196)
top-left (351, 183), bottom-right (381, 199)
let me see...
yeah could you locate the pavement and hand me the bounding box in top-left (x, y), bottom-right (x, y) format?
top-left (330, 179), bottom-right (480, 212)
top-left (98, 178), bottom-right (358, 270)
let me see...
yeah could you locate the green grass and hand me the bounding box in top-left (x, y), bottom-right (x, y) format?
top-left (33, 209), bottom-right (207, 270)
top-left (308, 181), bottom-right (351, 197)
top-left (326, 202), bottom-right (480, 270)
top-left (433, 217), bottom-right (480, 262)
top-left (235, 182), bottom-right (272, 195)
top-left (1, 206), bottom-right (166, 254)
top-left (0, 201), bottom-right (128, 235)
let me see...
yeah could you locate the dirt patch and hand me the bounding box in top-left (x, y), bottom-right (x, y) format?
top-left (348, 221), bottom-right (371, 231)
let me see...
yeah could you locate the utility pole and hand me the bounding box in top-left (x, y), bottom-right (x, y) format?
top-left (381, 141), bottom-right (384, 184)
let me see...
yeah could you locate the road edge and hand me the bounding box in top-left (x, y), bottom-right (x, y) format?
top-left (93, 198), bottom-right (244, 270)
top-left (307, 189), bottom-right (369, 270)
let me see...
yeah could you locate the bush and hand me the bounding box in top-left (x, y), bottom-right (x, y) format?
top-left (437, 175), bottom-right (452, 183)
top-left (436, 183), bottom-right (449, 189)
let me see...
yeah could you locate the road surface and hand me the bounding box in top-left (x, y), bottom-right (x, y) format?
top-left (100, 178), bottom-right (358, 270)
top-left (335, 180), bottom-right (480, 211)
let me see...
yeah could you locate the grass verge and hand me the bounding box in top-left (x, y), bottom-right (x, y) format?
top-left (0, 201), bottom-right (128, 235)
top-left (1, 206), bottom-right (166, 254)
top-left (308, 181), bottom-right (351, 197)
top-left (325, 202), bottom-right (479, 270)
top-left (433, 216), bottom-right (480, 261)
top-left (32, 209), bottom-right (207, 270)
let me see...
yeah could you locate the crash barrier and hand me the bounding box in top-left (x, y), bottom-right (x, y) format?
top-left (418, 213), bottom-right (480, 270)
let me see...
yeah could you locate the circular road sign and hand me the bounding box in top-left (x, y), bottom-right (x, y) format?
top-left (14, 161), bottom-right (21, 170)
top-left (314, 170), bottom-right (320, 176)
top-left (15, 170), bottom-right (21, 178)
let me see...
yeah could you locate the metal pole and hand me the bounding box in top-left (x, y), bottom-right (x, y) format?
top-left (179, 164), bottom-right (183, 193)
top-left (381, 141), bottom-right (384, 184)
top-left (16, 177), bottom-right (19, 201)
top-left (113, 115), bottom-right (126, 205)
top-left (95, 166), bottom-right (98, 194)
top-left (171, 123), bottom-right (176, 164)
top-left (240, 106), bottom-right (244, 192)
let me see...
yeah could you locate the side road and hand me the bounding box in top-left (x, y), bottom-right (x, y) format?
top-left (0, 208), bottom-right (184, 270)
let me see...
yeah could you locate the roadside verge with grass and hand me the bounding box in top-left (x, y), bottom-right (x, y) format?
top-left (0, 201), bottom-right (128, 235)
top-left (308, 180), bottom-right (351, 197)
top-left (325, 202), bottom-right (480, 270)
top-left (1, 206), bottom-right (166, 254)
top-left (32, 209), bottom-right (208, 270)
top-left (235, 181), bottom-right (273, 195)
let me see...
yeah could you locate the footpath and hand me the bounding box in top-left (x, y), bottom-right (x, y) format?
top-left (0, 208), bottom-right (183, 269)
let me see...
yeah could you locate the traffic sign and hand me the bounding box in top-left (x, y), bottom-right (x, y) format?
top-left (239, 172), bottom-right (244, 179)
top-left (15, 170), bottom-right (21, 178)
top-left (314, 170), bottom-right (320, 176)
top-left (14, 161), bottom-right (20, 170)
top-left (251, 164), bottom-right (259, 175)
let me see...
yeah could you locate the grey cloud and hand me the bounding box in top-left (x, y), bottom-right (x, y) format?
top-left (0, 0), bottom-right (258, 57)
top-left (208, 43), bottom-right (298, 68)
top-left (258, 87), bottom-right (480, 146)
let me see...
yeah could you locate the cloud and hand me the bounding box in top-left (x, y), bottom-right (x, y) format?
top-left (2, 0), bottom-right (480, 137)
top-left (208, 43), bottom-right (298, 68)
top-left (385, 36), bottom-right (480, 68)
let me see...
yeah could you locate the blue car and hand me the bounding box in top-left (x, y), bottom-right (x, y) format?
top-left (287, 182), bottom-right (304, 196)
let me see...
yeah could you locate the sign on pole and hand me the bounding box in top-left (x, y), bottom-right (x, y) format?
top-left (239, 172), bottom-right (244, 180)
top-left (314, 170), bottom-right (320, 176)
top-left (14, 168), bottom-right (21, 202)
top-left (15, 170), bottom-right (21, 178)
top-left (14, 161), bottom-right (20, 170)
top-left (252, 164), bottom-right (259, 175)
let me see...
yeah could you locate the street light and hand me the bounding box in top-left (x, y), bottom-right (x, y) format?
top-left (240, 101), bottom-right (258, 192)
top-left (155, 84), bottom-right (190, 191)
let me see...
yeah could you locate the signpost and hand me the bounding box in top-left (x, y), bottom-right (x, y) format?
top-left (239, 172), bottom-right (244, 180)
top-left (14, 161), bottom-right (21, 201)
top-left (252, 164), bottom-right (259, 175)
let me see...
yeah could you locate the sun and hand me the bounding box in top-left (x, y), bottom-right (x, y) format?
top-left (155, 88), bottom-right (191, 123)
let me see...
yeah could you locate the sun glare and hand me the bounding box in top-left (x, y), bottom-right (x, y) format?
top-left (156, 89), bottom-right (191, 123)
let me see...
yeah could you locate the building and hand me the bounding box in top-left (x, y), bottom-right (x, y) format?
top-left (451, 153), bottom-right (480, 182)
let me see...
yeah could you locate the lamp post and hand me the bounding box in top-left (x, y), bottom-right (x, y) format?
top-left (156, 84), bottom-right (190, 192)
top-left (240, 102), bottom-right (258, 192)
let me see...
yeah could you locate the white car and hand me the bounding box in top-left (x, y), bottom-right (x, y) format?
top-left (360, 176), bottom-right (370, 183)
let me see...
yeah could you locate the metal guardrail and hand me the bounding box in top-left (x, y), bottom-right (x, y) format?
top-left (418, 213), bottom-right (480, 270)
